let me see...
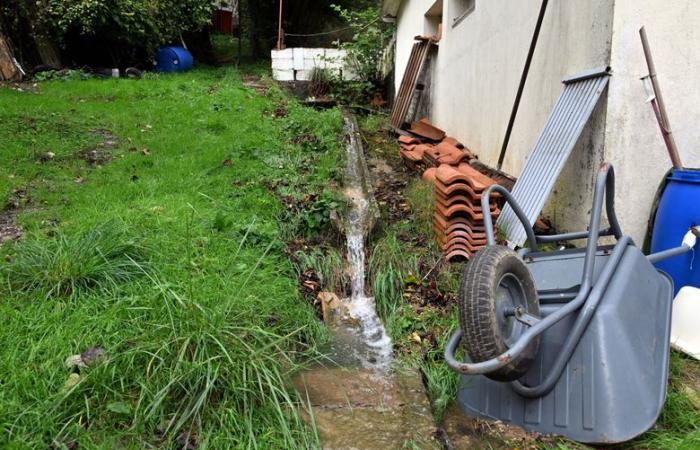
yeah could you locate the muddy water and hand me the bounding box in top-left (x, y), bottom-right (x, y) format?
top-left (293, 113), bottom-right (441, 449)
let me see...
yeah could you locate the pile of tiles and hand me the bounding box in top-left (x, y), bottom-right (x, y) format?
top-left (425, 164), bottom-right (500, 261)
top-left (398, 119), bottom-right (475, 172)
top-left (397, 119), bottom-right (500, 261)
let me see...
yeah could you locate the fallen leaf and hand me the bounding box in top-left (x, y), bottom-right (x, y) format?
top-left (107, 401), bottom-right (132, 415)
top-left (140, 147), bottom-right (150, 156)
top-left (410, 332), bottom-right (422, 344)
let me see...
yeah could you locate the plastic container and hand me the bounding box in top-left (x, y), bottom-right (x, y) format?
top-left (154, 47), bottom-right (193, 73)
top-left (670, 286), bottom-right (700, 359)
top-left (651, 168), bottom-right (700, 294)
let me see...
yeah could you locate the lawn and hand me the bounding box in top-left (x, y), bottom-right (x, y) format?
top-left (0, 68), bottom-right (343, 449)
top-left (2, 66), bottom-right (700, 450)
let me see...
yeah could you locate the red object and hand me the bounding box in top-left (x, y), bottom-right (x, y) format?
top-left (213, 10), bottom-right (233, 34)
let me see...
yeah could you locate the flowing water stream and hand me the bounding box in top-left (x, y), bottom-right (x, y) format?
top-left (327, 113), bottom-right (393, 371)
top-left (292, 112), bottom-right (441, 449)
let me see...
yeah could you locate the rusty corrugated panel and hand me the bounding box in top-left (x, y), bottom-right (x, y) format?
top-left (497, 67), bottom-right (611, 247)
top-left (390, 38), bottom-right (435, 129)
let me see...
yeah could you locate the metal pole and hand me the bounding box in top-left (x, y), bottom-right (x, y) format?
top-left (640, 26), bottom-right (683, 169)
top-left (276, 0), bottom-right (284, 50)
top-left (497, 0), bottom-right (549, 171)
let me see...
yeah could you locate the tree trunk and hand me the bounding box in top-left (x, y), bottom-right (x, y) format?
top-left (0, 31), bottom-right (22, 81)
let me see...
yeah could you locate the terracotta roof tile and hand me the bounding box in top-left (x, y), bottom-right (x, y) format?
top-left (443, 137), bottom-right (465, 149)
top-left (434, 202), bottom-right (500, 221)
top-left (399, 135), bottom-right (421, 146)
top-left (422, 167), bottom-right (437, 182)
top-left (433, 192), bottom-right (497, 211)
top-left (432, 215), bottom-right (492, 233)
top-left (408, 118), bottom-right (446, 141)
top-left (446, 248), bottom-right (471, 261)
top-left (435, 164), bottom-right (498, 191)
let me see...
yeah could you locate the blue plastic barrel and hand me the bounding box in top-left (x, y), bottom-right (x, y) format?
top-left (154, 47), bottom-right (194, 73)
top-left (651, 168), bottom-right (700, 294)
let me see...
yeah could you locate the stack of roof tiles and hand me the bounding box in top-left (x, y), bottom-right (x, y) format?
top-left (398, 119), bottom-right (475, 171)
top-left (429, 164), bottom-right (500, 261)
top-left (397, 119), bottom-right (500, 261)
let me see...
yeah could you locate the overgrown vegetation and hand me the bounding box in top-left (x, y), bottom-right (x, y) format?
top-left (0, 68), bottom-right (342, 448)
top-left (328, 4), bottom-right (394, 105)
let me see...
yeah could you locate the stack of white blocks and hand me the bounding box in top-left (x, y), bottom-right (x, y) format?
top-left (271, 48), bottom-right (358, 82)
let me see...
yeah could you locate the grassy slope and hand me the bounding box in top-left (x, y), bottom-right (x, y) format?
top-left (0, 69), bottom-right (341, 449)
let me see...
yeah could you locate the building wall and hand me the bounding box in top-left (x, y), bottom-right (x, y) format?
top-left (394, 0), bottom-right (437, 94)
top-left (393, 0), bottom-right (615, 237)
top-left (604, 0), bottom-right (700, 244)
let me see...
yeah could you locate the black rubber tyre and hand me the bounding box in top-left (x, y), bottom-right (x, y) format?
top-left (459, 246), bottom-right (540, 382)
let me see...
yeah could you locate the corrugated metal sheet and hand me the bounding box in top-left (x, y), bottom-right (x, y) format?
top-left (497, 68), bottom-right (611, 247)
top-left (390, 38), bottom-right (434, 129)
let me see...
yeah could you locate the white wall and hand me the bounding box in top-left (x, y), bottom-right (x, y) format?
top-left (394, 0), bottom-right (614, 235)
top-left (604, 0), bottom-right (700, 243)
top-left (394, 0), bottom-right (437, 93)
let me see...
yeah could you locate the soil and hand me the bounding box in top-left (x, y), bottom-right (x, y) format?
top-left (80, 128), bottom-right (119, 166)
top-left (0, 210), bottom-right (22, 244)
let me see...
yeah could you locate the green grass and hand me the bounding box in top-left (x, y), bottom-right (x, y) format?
top-left (0, 68), bottom-right (343, 448)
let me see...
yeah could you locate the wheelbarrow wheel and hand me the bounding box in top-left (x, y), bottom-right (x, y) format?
top-left (459, 246), bottom-right (539, 382)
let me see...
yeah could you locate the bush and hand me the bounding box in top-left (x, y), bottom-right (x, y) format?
top-left (331, 4), bottom-right (393, 86)
top-left (0, 0), bottom-right (216, 67)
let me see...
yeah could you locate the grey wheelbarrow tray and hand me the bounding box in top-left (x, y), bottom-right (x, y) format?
top-left (444, 164), bottom-right (695, 444)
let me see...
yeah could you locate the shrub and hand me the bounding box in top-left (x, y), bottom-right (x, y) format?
top-left (331, 4), bottom-right (393, 86)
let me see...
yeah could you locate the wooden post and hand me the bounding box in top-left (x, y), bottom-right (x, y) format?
top-left (277, 0), bottom-right (284, 50)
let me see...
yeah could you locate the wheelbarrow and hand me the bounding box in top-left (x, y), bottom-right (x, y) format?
top-left (444, 163), bottom-right (700, 444)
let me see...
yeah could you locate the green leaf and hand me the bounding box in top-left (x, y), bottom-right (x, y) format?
top-left (107, 401), bottom-right (132, 415)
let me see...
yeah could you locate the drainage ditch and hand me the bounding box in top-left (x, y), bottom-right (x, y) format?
top-left (293, 111), bottom-right (441, 449)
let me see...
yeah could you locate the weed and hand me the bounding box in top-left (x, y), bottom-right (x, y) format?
top-left (405, 179), bottom-right (434, 237)
top-left (295, 247), bottom-right (346, 294)
top-left (309, 67), bottom-right (331, 99)
top-left (2, 221), bottom-right (147, 298)
top-left (369, 232), bottom-right (420, 319)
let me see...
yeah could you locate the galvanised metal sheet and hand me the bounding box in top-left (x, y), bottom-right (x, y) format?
top-left (497, 68), bottom-right (611, 247)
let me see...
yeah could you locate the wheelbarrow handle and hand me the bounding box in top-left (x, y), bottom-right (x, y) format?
top-left (481, 185), bottom-right (539, 251)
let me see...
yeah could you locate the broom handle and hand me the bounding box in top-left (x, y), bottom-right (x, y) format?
top-left (640, 26), bottom-right (683, 169)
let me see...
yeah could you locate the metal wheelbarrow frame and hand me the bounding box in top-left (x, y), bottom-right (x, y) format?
top-left (444, 163), bottom-right (695, 444)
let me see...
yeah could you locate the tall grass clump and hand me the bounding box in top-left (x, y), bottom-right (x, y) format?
top-left (295, 247), bottom-right (346, 294)
top-left (405, 179), bottom-right (434, 238)
top-left (2, 221), bottom-right (147, 298)
top-left (369, 232), bottom-right (420, 319)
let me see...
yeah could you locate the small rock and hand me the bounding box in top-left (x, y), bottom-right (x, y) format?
top-left (38, 151), bottom-right (55, 163)
top-left (65, 354), bottom-right (87, 369)
top-left (81, 346), bottom-right (108, 366)
top-left (318, 292), bottom-right (343, 323)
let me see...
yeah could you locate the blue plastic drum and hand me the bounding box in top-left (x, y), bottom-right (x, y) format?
top-left (154, 47), bottom-right (194, 73)
top-left (651, 169), bottom-right (700, 294)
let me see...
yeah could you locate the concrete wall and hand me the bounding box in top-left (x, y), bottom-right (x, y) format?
top-left (604, 0), bottom-right (700, 243)
top-left (393, 0), bottom-right (615, 236)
